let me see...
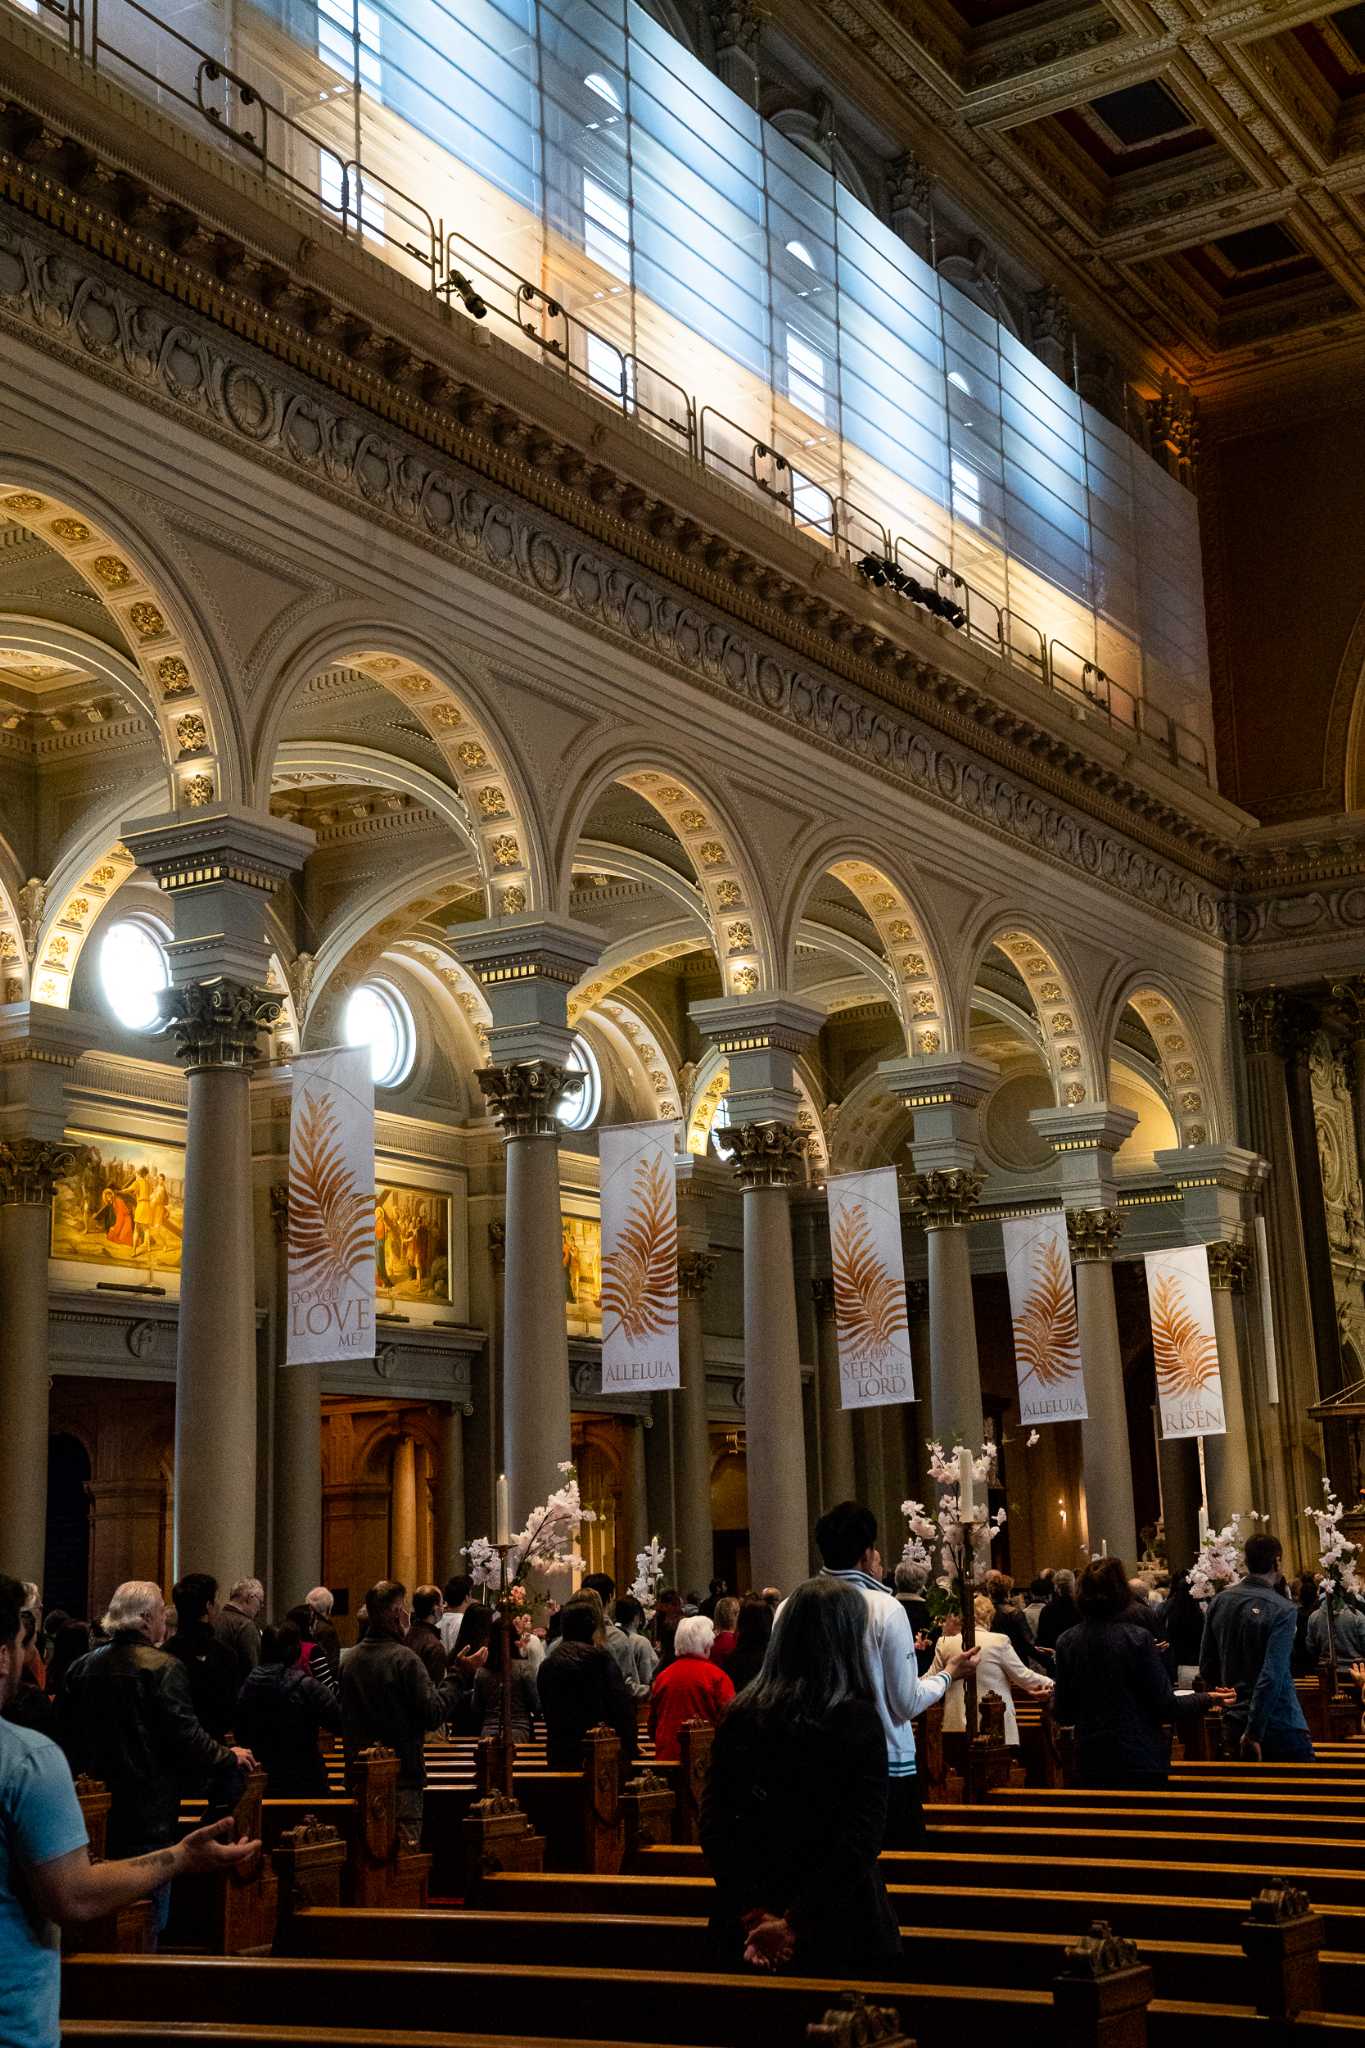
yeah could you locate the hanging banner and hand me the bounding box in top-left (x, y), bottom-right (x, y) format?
top-left (828, 1166), bottom-right (915, 1410)
top-left (286, 1044), bottom-right (375, 1365)
top-left (1002, 1210), bottom-right (1087, 1425)
top-left (1144, 1243), bottom-right (1226, 1440)
top-left (600, 1120), bottom-right (680, 1393)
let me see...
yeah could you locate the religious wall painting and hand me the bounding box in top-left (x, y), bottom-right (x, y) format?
top-left (563, 1211), bottom-right (603, 1337)
top-left (374, 1181), bottom-right (452, 1307)
top-left (51, 1134), bottom-right (185, 1278)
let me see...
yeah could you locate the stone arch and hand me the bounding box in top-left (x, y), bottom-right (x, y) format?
top-left (31, 778), bottom-right (169, 1010)
top-left (585, 994), bottom-right (683, 1124)
top-left (827, 1067), bottom-right (913, 1175)
top-left (0, 831), bottom-right (25, 1000)
top-left (302, 861), bottom-right (485, 1048)
top-left (568, 925), bottom-right (713, 1025)
top-left (254, 625), bottom-right (551, 918)
top-left (684, 1045), bottom-right (829, 1174)
top-left (780, 835), bottom-right (953, 1055)
top-left (0, 475), bottom-right (241, 808)
top-left (555, 748), bottom-right (779, 996)
top-left (967, 915), bottom-right (1102, 1108)
top-left (1106, 974), bottom-right (1222, 1147)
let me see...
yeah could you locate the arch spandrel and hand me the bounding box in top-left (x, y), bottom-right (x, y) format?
top-left (970, 918), bottom-right (1103, 1110)
top-left (1114, 980), bottom-right (1222, 1148)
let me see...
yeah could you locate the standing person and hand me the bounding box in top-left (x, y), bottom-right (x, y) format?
top-left (405, 1587), bottom-right (448, 1686)
top-left (1054, 1555), bottom-right (1187, 1788)
top-left (893, 1562), bottom-right (936, 1675)
top-left (724, 1596), bottom-right (774, 1695)
top-left (1034, 1568), bottom-right (1080, 1665)
top-left (710, 1597), bottom-right (741, 1670)
top-left (0, 1574), bottom-right (258, 2048)
top-left (447, 1605), bottom-right (494, 1735)
top-left (235, 1619), bottom-right (341, 1796)
top-left (985, 1570), bottom-right (1043, 1671)
top-left (612, 1598), bottom-right (658, 1695)
top-left (806, 1501), bottom-right (977, 1848)
top-left (340, 1581), bottom-right (458, 1832)
top-left (59, 1582), bottom-right (255, 1933)
top-left (1023, 1575), bottom-right (1053, 1635)
top-left (651, 1589), bottom-right (683, 1671)
top-left (581, 1573), bottom-right (654, 1701)
top-left (537, 1598), bottom-right (637, 1768)
top-left (164, 1574), bottom-right (239, 1742)
top-left (702, 1575), bottom-right (901, 1977)
top-left (1200, 1532), bottom-right (1315, 1762)
top-left (649, 1616), bottom-right (734, 1761)
top-left (1307, 1587), bottom-right (1365, 1665)
top-left (472, 1622), bottom-right (541, 1744)
top-left (1158, 1571), bottom-right (1208, 1686)
top-left (437, 1575), bottom-right (473, 1658)
top-left (305, 1587), bottom-right (342, 1686)
top-left (930, 1594), bottom-right (1053, 1757)
top-left (212, 1579), bottom-right (265, 1685)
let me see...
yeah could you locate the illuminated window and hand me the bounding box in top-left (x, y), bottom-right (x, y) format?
top-left (785, 329), bottom-right (829, 425)
top-left (785, 238), bottom-right (816, 269)
top-left (951, 456), bottom-right (981, 527)
top-left (344, 980), bottom-right (415, 1088)
top-left (556, 1036), bottom-right (602, 1132)
top-left (319, 0), bottom-right (382, 92)
top-left (584, 71), bottom-right (624, 115)
top-left (948, 369), bottom-right (972, 396)
top-left (99, 919), bottom-right (170, 1033)
top-left (709, 1093), bottom-right (734, 1158)
top-left (583, 175), bottom-right (630, 279)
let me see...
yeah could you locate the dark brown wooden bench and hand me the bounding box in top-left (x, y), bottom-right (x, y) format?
top-left (66, 1777), bottom-right (155, 1956)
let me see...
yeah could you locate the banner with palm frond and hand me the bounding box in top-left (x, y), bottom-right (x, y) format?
top-left (827, 1166), bottom-right (915, 1409)
top-left (1143, 1244), bottom-right (1226, 1440)
top-left (600, 1120), bottom-right (680, 1391)
top-left (1002, 1212), bottom-right (1087, 1424)
top-left (286, 1044), bottom-right (375, 1365)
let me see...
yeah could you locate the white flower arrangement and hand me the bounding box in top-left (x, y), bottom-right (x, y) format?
top-left (1188, 1510), bottom-right (1263, 1605)
top-left (903, 1439), bottom-right (1006, 1593)
top-left (1306, 1478), bottom-right (1361, 1606)
top-left (463, 1462), bottom-right (596, 1593)
top-left (629, 1536), bottom-right (667, 1613)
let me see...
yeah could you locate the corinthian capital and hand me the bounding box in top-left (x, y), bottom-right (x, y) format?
top-left (720, 1120), bottom-right (807, 1190)
top-left (1237, 989), bottom-right (1289, 1059)
top-left (476, 1060), bottom-right (579, 1139)
top-left (1067, 1206), bottom-right (1123, 1262)
top-left (678, 1250), bottom-right (718, 1299)
top-left (0, 1137), bottom-right (83, 1206)
top-left (901, 1168), bottom-right (984, 1228)
top-left (1206, 1239), bottom-right (1251, 1293)
top-left (159, 980), bottom-right (283, 1072)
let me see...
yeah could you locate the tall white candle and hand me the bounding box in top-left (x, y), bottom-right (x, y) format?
top-left (495, 1472), bottom-right (510, 1548)
top-left (958, 1446), bottom-right (975, 1523)
top-left (1101, 1538), bottom-right (1108, 1557)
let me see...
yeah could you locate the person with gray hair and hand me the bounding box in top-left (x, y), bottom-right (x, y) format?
top-left (892, 1560), bottom-right (935, 1673)
top-left (1035, 1568), bottom-right (1080, 1664)
top-left (649, 1612), bottom-right (733, 1761)
top-left (213, 1577), bottom-right (265, 1683)
top-left (59, 1581), bottom-right (255, 1934)
top-left (305, 1585), bottom-right (341, 1685)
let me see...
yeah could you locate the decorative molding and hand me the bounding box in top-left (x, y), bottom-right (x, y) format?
top-left (475, 1060), bottom-right (578, 1139)
top-left (720, 1121), bottom-right (809, 1190)
top-left (901, 1167), bottom-right (985, 1227)
top-left (1066, 1205), bottom-right (1124, 1261)
top-left (0, 1135), bottom-right (82, 1205)
top-left (160, 980), bottom-right (283, 1073)
top-left (677, 1249), bottom-right (718, 1299)
top-left (1205, 1237), bottom-right (1251, 1292)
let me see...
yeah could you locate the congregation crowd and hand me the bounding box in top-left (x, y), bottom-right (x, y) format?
top-left (0, 1501), bottom-right (1353, 2038)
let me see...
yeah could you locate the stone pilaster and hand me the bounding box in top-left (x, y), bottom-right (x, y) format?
top-left (0, 1138), bottom-right (82, 1584)
top-left (675, 1249), bottom-right (718, 1592)
top-left (1066, 1205), bottom-right (1137, 1563)
top-left (811, 1274), bottom-right (856, 1508)
top-left (902, 1168), bottom-right (987, 1452)
top-left (270, 1183), bottom-right (322, 1606)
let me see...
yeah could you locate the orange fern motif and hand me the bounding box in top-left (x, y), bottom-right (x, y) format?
top-left (1013, 1234), bottom-right (1081, 1389)
top-left (601, 1152), bottom-right (678, 1345)
top-left (1150, 1270), bottom-right (1220, 1399)
top-left (288, 1087), bottom-right (372, 1298)
top-left (832, 1201), bottom-right (909, 1366)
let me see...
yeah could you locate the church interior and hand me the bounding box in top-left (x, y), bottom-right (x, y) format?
top-left (4, 0), bottom-right (1365, 2024)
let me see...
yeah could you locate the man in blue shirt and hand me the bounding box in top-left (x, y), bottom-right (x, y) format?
top-left (1199, 1532), bottom-right (1314, 1762)
top-left (0, 1573), bottom-right (257, 2048)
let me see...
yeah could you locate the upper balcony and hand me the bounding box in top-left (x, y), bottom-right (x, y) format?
top-left (0, 0), bottom-right (1247, 855)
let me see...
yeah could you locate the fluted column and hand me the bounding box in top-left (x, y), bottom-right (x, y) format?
top-left (0, 1140), bottom-right (80, 1583)
top-left (1067, 1208), bottom-right (1137, 1562)
top-left (902, 1170), bottom-right (987, 1451)
top-left (270, 1185), bottom-right (322, 1605)
top-left (812, 1276), bottom-right (855, 1507)
top-left (623, 1417), bottom-right (650, 1575)
top-left (676, 1250), bottom-right (717, 1590)
top-left (452, 917), bottom-right (604, 1527)
top-left (122, 805), bottom-right (313, 1588)
top-left (434, 1402), bottom-right (469, 1578)
top-left (724, 1122), bottom-right (810, 1591)
top-left (1205, 1240), bottom-right (1256, 1524)
top-left (391, 1435), bottom-right (418, 1590)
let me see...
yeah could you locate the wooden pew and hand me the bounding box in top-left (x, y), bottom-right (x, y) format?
top-left (165, 1770), bottom-right (276, 1956)
top-left (920, 1812), bottom-right (1365, 1868)
top-left (65, 1777), bottom-right (155, 1956)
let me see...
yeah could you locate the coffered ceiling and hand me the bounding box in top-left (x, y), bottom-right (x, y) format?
top-left (802, 0), bottom-right (1365, 391)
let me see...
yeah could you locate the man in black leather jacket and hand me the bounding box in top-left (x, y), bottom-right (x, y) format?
top-left (341, 1579), bottom-right (460, 1831)
top-left (60, 1580), bottom-right (255, 1862)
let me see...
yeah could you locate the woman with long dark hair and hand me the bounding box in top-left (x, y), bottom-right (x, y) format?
top-left (700, 1575), bottom-right (900, 1975)
top-left (722, 1595), bottom-right (773, 1695)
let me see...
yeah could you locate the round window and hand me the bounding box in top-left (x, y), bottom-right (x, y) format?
top-left (556, 1036), bottom-right (601, 1132)
top-left (344, 981), bottom-right (415, 1089)
top-left (98, 919), bottom-right (170, 1032)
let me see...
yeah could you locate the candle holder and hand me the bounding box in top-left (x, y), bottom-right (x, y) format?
top-left (487, 1539), bottom-right (517, 1798)
top-left (952, 1517), bottom-right (982, 1805)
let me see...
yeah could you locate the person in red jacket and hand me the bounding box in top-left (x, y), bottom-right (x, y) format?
top-left (649, 1614), bottom-right (734, 1760)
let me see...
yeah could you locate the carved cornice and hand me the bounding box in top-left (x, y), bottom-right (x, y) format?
top-left (678, 1250), bottom-right (718, 1299)
top-left (902, 1167), bottom-right (985, 1228)
top-left (1066, 1205), bottom-right (1123, 1262)
top-left (159, 980), bottom-right (283, 1072)
top-left (476, 1061), bottom-right (579, 1139)
top-left (0, 181), bottom-right (1247, 931)
top-left (0, 1136), bottom-right (82, 1205)
top-left (720, 1121), bottom-right (808, 1190)
top-left (1206, 1239), bottom-right (1251, 1292)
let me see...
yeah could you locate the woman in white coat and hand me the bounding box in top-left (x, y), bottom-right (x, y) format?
top-left (929, 1593), bottom-right (1053, 1746)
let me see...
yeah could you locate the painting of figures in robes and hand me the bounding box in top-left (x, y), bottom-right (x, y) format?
top-left (51, 1136), bottom-right (185, 1277)
top-left (562, 1212), bottom-right (602, 1336)
top-left (373, 1183), bottom-right (452, 1305)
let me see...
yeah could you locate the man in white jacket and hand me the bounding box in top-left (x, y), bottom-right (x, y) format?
top-left (809, 1501), bottom-right (978, 1846)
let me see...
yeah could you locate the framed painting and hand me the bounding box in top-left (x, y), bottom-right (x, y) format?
top-left (51, 1135), bottom-right (186, 1278)
top-left (562, 1212), bottom-right (602, 1336)
top-left (374, 1182), bottom-right (452, 1306)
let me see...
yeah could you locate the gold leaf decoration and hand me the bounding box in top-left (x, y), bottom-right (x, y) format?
top-left (288, 1087), bottom-right (372, 1297)
top-left (832, 1201), bottom-right (908, 1366)
top-left (1013, 1235), bottom-right (1081, 1389)
top-left (601, 1152), bottom-right (678, 1344)
top-left (1150, 1270), bottom-right (1220, 1399)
